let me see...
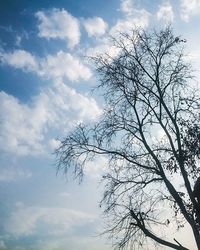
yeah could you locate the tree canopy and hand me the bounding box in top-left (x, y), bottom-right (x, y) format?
top-left (56, 27), bottom-right (200, 250)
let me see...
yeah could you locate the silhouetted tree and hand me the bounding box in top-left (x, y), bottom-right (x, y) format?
top-left (56, 27), bottom-right (200, 250)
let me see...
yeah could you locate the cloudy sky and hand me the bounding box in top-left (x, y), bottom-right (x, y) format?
top-left (0, 0), bottom-right (200, 249)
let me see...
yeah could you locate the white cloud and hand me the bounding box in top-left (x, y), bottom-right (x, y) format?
top-left (110, 0), bottom-right (150, 36)
top-left (116, 0), bottom-right (150, 35)
top-left (48, 138), bottom-right (61, 151)
top-left (0, 91), bottom-right (47, 156)
top-left (39, 51), bottom-right (92, 81)
top-left (5, 204), bottom-right (95, 237)
top-left (180, 0), bottom-right (200, 22)
top-left (83, 17), bottom-right (108, 37)
top-left (86, 36), bottom-right (121, 59)
top-left (86, 2), bottom-right (150, 59)
top-left (110, 8), bottom-right (150, 36)
top-left (0, 81), bottom-right (101, 156)
top-left (0, 48), bottom-right (98, 158)
top-left (156, 2), bottom-right (174, 23)
top-left (119, 0), bottom-right (150, 22)
top-left (84, 156), bottom-right (108, 179)
top-left (111, 0), bottom-right (150, 37)
top-left (120, 0), bottom-right (134, 16)
top-left (35, 8), bottom-right (80, 48)
top-left (0, 49), bottom-right (38, 72)
top-left (0, 50), bottom-right (92, 82)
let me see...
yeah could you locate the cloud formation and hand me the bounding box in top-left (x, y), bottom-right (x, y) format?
top-left (156, 2), bottom-right (174, 23)
top-left (40, 51), bottom-right (92, 81)
top-left (110, 0), bottom-right (150, 36)
top-left (86, 5), bottom-right (150, 60)
top-left (180, 0), bottom-right (200, 22)
top-left (0, 49), bottom-right (92, 82)
top-left (83, 17), bottom-right (108, 37)
top-left (84, 156), bottom-right (108, 178)
top-left (36, 8), bottom-right (80, 48)
top-left (0, 49), bottom-right (38, 72)
top-left (110, 8), bottom-right (150, 36)
top-left (120, 0), bottom-right (135, 16)
top-left (0, 81), bottom-right (101, 156)
top-left (5, 204), bottom-right (95, 236)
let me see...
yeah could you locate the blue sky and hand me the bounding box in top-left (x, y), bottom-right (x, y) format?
top-left (0, 0), bottom-right (200, 249)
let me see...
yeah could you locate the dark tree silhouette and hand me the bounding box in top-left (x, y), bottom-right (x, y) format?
top-left (56, 27), bottom-right (200, 250)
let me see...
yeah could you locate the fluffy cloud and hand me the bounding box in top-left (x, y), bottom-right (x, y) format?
top-left (86, 6), bottom-right (150, 58)
top-left (39, 51), bottom-right (92, 81)
top-left (83, 17), bottom-right (108, 37)
top-left (5, 204), bottom-right (95, 236)
top-left (0, 49), bottom-right (92, 82)
top-left (86, 39), bottom-right (121, 59)
top-left (0, 81), bottom-right (101, 156)
top-left (85, 0), bottom-right (150, 60)
top-left (110, 9), bottom-right (150, 36)
top-left (0, 91), bottom-right (46, 156)
top-left (180, 0), bottom-right (200, 22)
top-left (0, 49), bottom-right (38, 72)
top-left (35, 8), bottom-right (80, 48)
top-left (110, 0), bottom-right (150, 36)
top-left (156, 2), bottom-right (174, 23)
top-left (120, 0), bottom-right (134, 16)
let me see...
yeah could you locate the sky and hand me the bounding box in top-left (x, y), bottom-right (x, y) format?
top-left (0, 0), bottom-right (200, 249)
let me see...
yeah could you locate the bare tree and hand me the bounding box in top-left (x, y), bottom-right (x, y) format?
top-left (56, 27), bottom-right (200, 250)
